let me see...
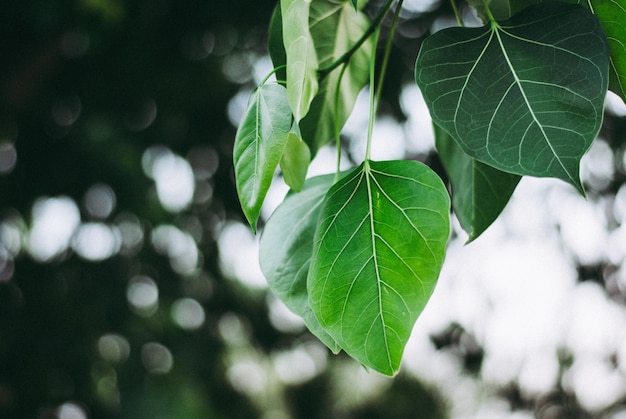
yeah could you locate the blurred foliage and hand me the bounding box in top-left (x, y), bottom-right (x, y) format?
top-left (0, 0), bottom-right (449, 417)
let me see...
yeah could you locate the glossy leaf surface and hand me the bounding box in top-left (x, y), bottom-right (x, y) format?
top-left (416, 2), bottom-right (609, 193)
top-left (434, 124), bottom-right (520, 242)
top-left (260, 174), bottom-right (341, 353)
top-left (308, 160), bottom-right (450, 375)
top-left (300, 0), bottom-right (372, 154)
top-left (233, 84), bottom-right (292, 232)
top-left (281, 0), bottom-right (318, 121)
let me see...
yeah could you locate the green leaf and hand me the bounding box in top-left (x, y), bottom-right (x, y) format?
top-left (259, 174), bottom-right (342, 353)
top-left (300, 0), bottom-right (372, 154)
top-left (416, 2), bottom-right (609, 193)
top-left (351, 0), bottom-right (359, 10)
top-left (434, 123), bottom-right (520, 242)
top-left (233, 84), bottom-right (292, 233)
top-left (281, 0), bottom-right (319, 121)
top-left (268, 3), bottom-right (287, 83)
top-left (308, 160), bottom-right (450, 375)
top-left (280, 130), bottom-right (311, 192)
top-left (586, 0), bottom-right (626, 101)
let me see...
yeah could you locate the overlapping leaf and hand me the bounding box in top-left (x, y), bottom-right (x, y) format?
top-left (434, 124), bottom-right (520, 242)
top-left (281, 0), bottom-right (318, 121)
top-left (259, 174), bottom-right (341, 353)
top-left (300, 0), bottom-right (372, 154)
top-left (586, 0), bottom-right (626, 101)
top-left (308, 160), bottom-right (450, 375)
top-left (280, 131), bottom-right (311, 192)
top-left (416, 2), bottom-right (609, 193)
top-left (233, 84), bottom-right (292, 232)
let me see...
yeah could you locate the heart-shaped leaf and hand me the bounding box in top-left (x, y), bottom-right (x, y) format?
top-left (416, 2), bottom-right (609, 193)
top-left (308, 160), bottom-right (450, 375)
top-left (233, 84), bottom-right (292, 232)
top-left (281, 0), bottom-right (319, 121)
top-left (260, 174), bottom-right (341, 353)
top-left (434, 123), bottom-right (520, 242)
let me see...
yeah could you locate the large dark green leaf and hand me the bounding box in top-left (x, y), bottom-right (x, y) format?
top-left (300, 0), bottom-right (372, 154)
top-left (233, 84), bottom-right (292, 232)
top-left (416, 2), bottom-right (609, 193)
top-left (434, 124), bottom-right (520, 242)
top-left (281, 0), bottom-right (318, 121)
top-left (268, 3), bottom-right (287, 83)
top-left (259, 174), bottom-right (341, 353)
top-left (308, 160), bottom-right (450, 375)
top-left (586, 0), bottom-right (626, 101)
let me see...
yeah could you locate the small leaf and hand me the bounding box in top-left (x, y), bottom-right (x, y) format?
top-left (233, 84), bottom-right (292, 233)
top-left (434, 123), bottom-right (520, 242)
top-left (587, 0), bottom-right (626, 101)
top-left (308, 160), bottom-right (450, 375)
top-left (280, 130), bottom-right (311, 192)
top-left (281, 0), bottom-right (319, 121)
top-left (300, 0), bottom-right (372, 154)
top-left (260, 174), bottom-right (342, 353)
top-left (416, 2), bottom-right (609, 193)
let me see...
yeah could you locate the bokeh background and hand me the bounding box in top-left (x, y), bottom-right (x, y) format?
top-left (1, 0), bottom-right (626, 418)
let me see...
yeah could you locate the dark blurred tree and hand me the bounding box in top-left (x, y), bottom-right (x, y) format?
top-left (0, 0), bottom-right (450, 418)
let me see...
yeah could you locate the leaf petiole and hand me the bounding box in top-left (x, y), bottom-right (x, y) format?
top-left (259, 64), bottom-right (287, 86)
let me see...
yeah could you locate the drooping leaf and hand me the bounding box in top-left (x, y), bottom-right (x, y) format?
top-left (233, 84), bottom-right (292, 233)
top-left (300, 0), bottom-right (372, 154)
top-left (260, 174), bottom-right (342, 353)
top-left (434, 123), bottom-right (520, 242)
top-left (416, 2), bottom-right (609, 194)
top-left (281, 0), bottom-right (319, 121)
top-left (308, 160), bottom-right (450, 375)
top-left (280, 130), bottom-right (311, 192)
top-left (586, 0), bottom-right (626, 101)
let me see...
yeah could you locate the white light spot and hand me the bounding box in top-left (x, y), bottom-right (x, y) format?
top-left (141, 342), bottom-right (173, 375)
top-left (0, 142), bottom-right (17, 174)
top-left (72, 223), bottom-right (120, 261)
top-left (218, 221), bottom-right (266, 289)
top-left (28, 197), bottom-right (80, 262)
top-left (83, 183), bottom-right (116, 219)
top-left (57, 402), bottom-right (87, 419)
top-left (152, 225), bottom-right (199, 275)
top-left (142, 147), bottom-right (194, 212)
top-left (171, 298), bottom-right (205, 331)
top-left (98, 333), bottom-right (130, 364)
top-left (127, 275), bottom-right (158, 317)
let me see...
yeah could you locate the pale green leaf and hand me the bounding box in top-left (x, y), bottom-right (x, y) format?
top-left (281, 0), bottom-right (319, 121)
top-left (260, 174), bottom-right (342, 353)
top-left (233, 84), bottom-right (292, 233)
top-left (308, 160), bottom-right (450, 375)
top-left (300, 0), bottom-right (372, 154)
top-left (416, 2), bottom-right (609, 194)
top-left (434, 123), bottom-right (520, 242)
top-left (280, 130), bottom-right (311, 191)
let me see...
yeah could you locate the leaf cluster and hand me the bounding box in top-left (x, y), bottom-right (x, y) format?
top-left (233, 0), bottom-right (624, 375)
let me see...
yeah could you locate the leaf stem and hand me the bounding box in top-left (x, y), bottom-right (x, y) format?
top-left (450, 0), bottom-right (463, 26)
top-left (365, 27), bottom-right (380, 162)
top-left (374, 0), bottom-right (403, 112)
top-left (481, 0), bottom-right (496, 22)
top-left (260, 65), bottom-right (287, 86)
top-left (318, 0), bottom-right (396, 82)
top-left (334, 63), bottom-right (349, 181)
